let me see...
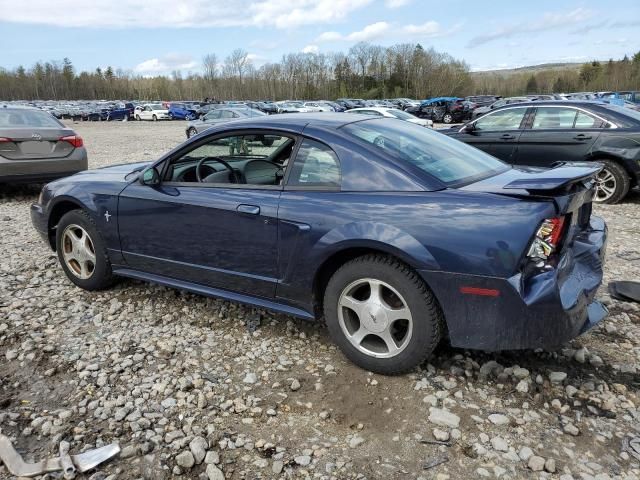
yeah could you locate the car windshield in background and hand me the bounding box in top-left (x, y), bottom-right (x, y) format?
top-left (0, 109), bottom-right (62, 128)
top-left (342, 119), bottom-right (509, 186)
top-left (150, 105), bottom-right (165, 110)
top-left (387, 109), bottom-right (417, 120)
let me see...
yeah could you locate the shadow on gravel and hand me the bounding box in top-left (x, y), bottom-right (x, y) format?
top-left (0, 183), bottom-right (42, 200)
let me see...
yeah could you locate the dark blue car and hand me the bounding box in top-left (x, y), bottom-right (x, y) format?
top-left (30, 114), bottom-right (607, 374)
top-left (168, 103), bottom-right (198, 120)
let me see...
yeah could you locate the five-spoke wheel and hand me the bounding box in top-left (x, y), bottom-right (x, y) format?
top-left (61, 224), bottom-right (96, 279)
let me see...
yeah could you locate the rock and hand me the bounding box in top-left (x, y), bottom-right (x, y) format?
top-left (428, 408), bottom-right (460, 428)
top-left (528, 455), bottom-right (546, 471)
top-left (189, 436), bottom-right (208, 464)
top-left (290, 378), bottom-right (301, 391)
top-left (490, 436), bottom-right (509, 452)
top-left (120, 445), bottom-right (137, 458)
top-left (515, 380), bottom-right (529, 393)
top-left (574, 347), bottom-right (587, 363)
top-left (513, 367), bottom-right (530, 379)
top-left (175, 451), bottom-right (195, 469)
top-left (549, 372), bottom-right (567, 384)
top-left (243, 372), bottom-right (257, 384)
top-left (206, 464), bottom-right (224, 480)
top-left (432, 428), bottom-right (450, 442)
top-left (518, 446), bottom-right (534, 461)
top-left (272, 460), bottom-right (284, 474)
top-left (563, 423), bottom-right (580, 436)
top-left (479, 360), bottom-right (503, 378)
top-left (349, 435), bottom-right (365, 448)
top-left (488, 413), bottom-right (509, 425)
top-left (204, 451), bottom-right (220, 465)
top-left (545, 458), bottom-right (556, 473)
top-left (295, 454), bottom-right (311, 466)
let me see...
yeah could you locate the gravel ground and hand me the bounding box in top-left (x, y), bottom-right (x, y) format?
top-left (0, 120), bottom-right (639, 480)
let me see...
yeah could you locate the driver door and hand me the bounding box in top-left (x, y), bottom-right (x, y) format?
top-left (117, 130), bottom-right (297, 298)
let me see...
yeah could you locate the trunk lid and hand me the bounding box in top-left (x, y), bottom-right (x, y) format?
top-left (462, 164), bottom-right (600, 217)
top-left (0, 127), bottom-right (77, 160)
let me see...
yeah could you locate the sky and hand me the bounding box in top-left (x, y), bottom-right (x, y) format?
top-left (0, 0), bottom-right (638, 75)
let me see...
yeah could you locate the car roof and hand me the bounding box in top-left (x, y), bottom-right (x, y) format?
top-left (495, 100), bottom-right (606, 108)
top-left (202, 112), bottom-right (371, 131)
top-left (348, 107), bottom-right (391, 113)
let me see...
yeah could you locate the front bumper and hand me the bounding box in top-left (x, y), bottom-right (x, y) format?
top-left (421, 216), bottom-right (608, 351)
top-left (31, 202), bottom-right (51, 246)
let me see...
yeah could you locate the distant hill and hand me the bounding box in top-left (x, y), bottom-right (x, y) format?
top-left (473, 62), bottom-right (583, 76)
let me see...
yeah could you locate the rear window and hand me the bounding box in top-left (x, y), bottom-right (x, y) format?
top-left (0, 109), bottom-right (62, 128)
top-left (343, 119), bottom-right (509, 186)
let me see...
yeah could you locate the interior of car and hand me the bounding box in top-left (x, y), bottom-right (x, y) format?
top-left (165, 134), bottom-right (295, 186)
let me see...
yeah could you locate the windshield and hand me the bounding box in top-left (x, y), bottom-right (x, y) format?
top-left (388, 109), bottom-right (417, 120)
top-left (342, 119), bottom-right (509, 186)
top-left (150, 104), bottom-right (164, 110)
top-left (0, 109), bottom-right (63, 127)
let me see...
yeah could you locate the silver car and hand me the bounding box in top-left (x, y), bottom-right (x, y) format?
top-left (185, 107), bottom-right (266, 138)
top-left (0, 106), bottom-right (87, 183)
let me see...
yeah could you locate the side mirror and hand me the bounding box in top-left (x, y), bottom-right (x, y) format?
top-left (140, 167), bottom-right (160, 186)
top-left (461, 123), bottom-right (475, 133)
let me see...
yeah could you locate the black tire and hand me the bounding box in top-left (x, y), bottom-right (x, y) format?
top-left (55, 210), bottom-right (115, 291)
top-left (187, 127), bottom-right (197, 138)
top-left (135, 114), bottom-right (141, 121)
top-left (323, 254), bottom-right (444, 375)
top-left (261, 137), bottom-right (275, 147)
top-left (152, 115), bottom-right (158, 122)
top-left (594, 159), bottom-right (630, 204)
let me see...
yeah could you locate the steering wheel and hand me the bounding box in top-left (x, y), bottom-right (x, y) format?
top-left (195, 156), bottom-right (240, 183)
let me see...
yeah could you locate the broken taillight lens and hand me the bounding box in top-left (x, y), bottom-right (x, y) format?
top-left (527, 217), bottom-right (566, 264)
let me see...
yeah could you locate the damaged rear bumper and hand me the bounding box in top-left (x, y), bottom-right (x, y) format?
top-left (421, 216), bottom-right (608, 351)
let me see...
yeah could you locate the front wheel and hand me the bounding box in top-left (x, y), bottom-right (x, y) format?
top-left (187, 127), bottom-right (197, 138)
top-left (594, 159), bottom-right (630, 204)
top-left (135, 114), bottom-right (141, 121)
top-left (443, 113), bottom-right (453, 124)
top-left (56, 210), bottom-right (115, 291)
top-left (152, 115), bottom-right (158, 122)
top-left (324, 254), bottom-right (444, 375)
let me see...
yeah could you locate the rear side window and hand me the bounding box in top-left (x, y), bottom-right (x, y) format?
top-left (575, 111), bottom-right (604, 128)
top-left (532, 107), bottom-right (577, 129)
top-left (0, 109), bottom-right (62, 127)
top-left (287, 139), bottom-right (340, 188)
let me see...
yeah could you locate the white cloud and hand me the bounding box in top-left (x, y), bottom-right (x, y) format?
top-left (302, 45), bottom-right (319, 54)
top-left (134, 53), bottom-right (198, 75)
top-left (316, 21), bottom-right (391, 42)
top-left (0, 0), bottom-right (373, 29)
top-left (403, 20), bottom-right (440, 36)
top-left (384, 0), bottom-right (411, 7)
top-left (468, 8), bottom-right (594, 47)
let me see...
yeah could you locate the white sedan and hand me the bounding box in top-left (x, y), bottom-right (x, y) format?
top-left (134, 104), bottom-right (171, 121)
top-left (346, 107), bottom-right (433, 128)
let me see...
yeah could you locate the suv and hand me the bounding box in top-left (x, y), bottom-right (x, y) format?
top-left (405, 97), bottom-right (467, 124)
top-left (168, 103), bottom-right (198, 120)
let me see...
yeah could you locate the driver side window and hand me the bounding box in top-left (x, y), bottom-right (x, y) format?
top-left (165, 132), bottom-right (296, 186)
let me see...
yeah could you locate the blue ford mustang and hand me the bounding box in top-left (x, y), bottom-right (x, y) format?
top-left (31, 114), bottom-right (608, 374)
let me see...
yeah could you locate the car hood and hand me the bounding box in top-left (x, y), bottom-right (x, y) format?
top-left (55, 161), bottom-right (152, 184)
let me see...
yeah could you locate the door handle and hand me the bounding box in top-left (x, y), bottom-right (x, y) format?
top-left (236, 204), bottom-right (260, 215)
top-left (500, 134), bottom-right (516, 140)
top-left (573, 134), bottom-right (592, 140)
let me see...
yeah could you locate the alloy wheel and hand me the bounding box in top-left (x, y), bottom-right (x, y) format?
top-left (595, 168), bottom-right (617, 202)
top-left (61, 224), bottom-right (96, 280)
top-left (338, 278), bottom-right (413, 359)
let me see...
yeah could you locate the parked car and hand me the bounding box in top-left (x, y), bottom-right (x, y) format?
top-left (393, 98), bottom-right (421, 110)
top-left (443, 100), bottom-right (640, 203)
top-left (106, 103), bottom-right (135, 121)
top-left (302, 102), bottom-right (332, 112)
top-left (134, 104), bottom-right (171, 121)
top-left (319, 101), bottom-right (345, 112)
top-left (245, 101), bottom-right (278, 114)
top-left (405, 97), bottom-right (467, 124)
top-left (346, 107), bottom-right (433, 127)
top-left (465, 95), bottom-right (500, 107)
top-left (600, 91), bottom-right (640, 105)
top-left (0, 105), bottom-right (87, 183)
top-left (275, 101), bottom-right (311, 113)
top-left (185, 107), bottom-right (266, 138)
top-left (471, 97), bottom-right (529, 119)
top-left (31, 113), bottom-right (607, 374)
top-left (335, 99), bottom-right (358, 110)
top-left (168, 103), bottom-right (198, 120)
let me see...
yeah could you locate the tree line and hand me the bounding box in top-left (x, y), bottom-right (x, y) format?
top-left (1, 44), bottom-right (639, 101)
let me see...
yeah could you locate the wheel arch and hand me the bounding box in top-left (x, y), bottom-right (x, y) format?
top-left (46, 198), bottom-right (86, 249)
top-left (587, 153), bottom-right (636, 186)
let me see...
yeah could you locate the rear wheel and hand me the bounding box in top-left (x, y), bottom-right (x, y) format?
top-left (152, 114), bottom-right (158, 122)
top-left (323, 254), bottom-right (444, 375)
top-left (187, 127), bottom-right (197, 138)
top-left (443, 113), bottom-right (453, 124)
top-left (594, 159), bottom-right (630, 204)
top-left (135, 114), bottom-right (141, 121)
top-left (56, 210), bottom-right (115, 291)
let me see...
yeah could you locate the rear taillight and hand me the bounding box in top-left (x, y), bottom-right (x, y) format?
top-left (59, 135), bottom-right (83, 148)
top-left (527, 217), bottom-right (566, 264)
top-left (0, 137), bottom-right (12, 143)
